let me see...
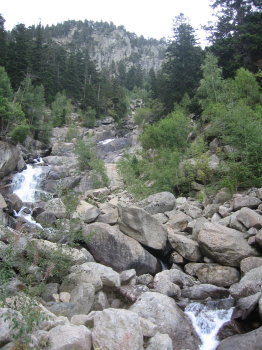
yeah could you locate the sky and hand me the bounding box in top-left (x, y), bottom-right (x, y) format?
top-left (2, 0), bottom-right (215, 43)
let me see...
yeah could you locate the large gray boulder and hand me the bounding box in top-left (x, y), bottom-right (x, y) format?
top-left (229, 267), bottom-right (262, 299)
top-left (146, 333), bottom-right (173, 350)
top-left (72, 200), bottom-right (100, 223)
top-left (232, 196), bottom-right (261, 211)
top-left (168, 233), bottom-right (202, 262)
top-left (130, 292), bottom-right (201, 350)
top-left (181, 284), bottom-right (230, 300)
top-left (92, 308), bottom-right (144, 350)
top-left (47, 324), bottom-right (92, 350)
top-left (217, 326), bottom-right (262, 350)
top-left (44, 198), bottom-right (67, 219)
top-left (118, 204), bottom-right (168, 250)
top-left (82, 222), bottom-right (160, 275)
top-left (236, 207), bottom-right (262, 229)
top-left (198, 223), bottom-right (258, 267)
top-left (0, 141), bottom-right (25, 178)
top-left (185, 263), bottom-right (240, 287)
top-left (240, 257), bottom-right (262, 274)
top-left (138, 192), bottom-right (176, 214)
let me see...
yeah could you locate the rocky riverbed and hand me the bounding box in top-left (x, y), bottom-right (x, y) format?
top-left (0, 116), bottom-right (262, 349)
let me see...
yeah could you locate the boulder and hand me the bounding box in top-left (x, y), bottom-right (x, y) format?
top-left (166, 211), bottom-right (192, 231)
top-left (229, 267), bottom-right (262, 299)
top-left (0, 194), bottom-right (7, 210)
top-left (47, 324), bottom-right (92, 350)
top-left (130, 292), bottom-right (201, 350)
top-left (0, 141), bottom-right (25, 178)
top-left (185, 263), bottom-right (240, 287)
top-left (240, 257), bottom-right (262, 274)
top-left (72, 200), bottom-right (100, 223)
top-left (44, 198), bottom-right (67, 219)
top-left (138, 192), bottom-right (176, 215)
top-left (181, 284), bottom-right (230, 300)
top-left (119, 285), bottom-right (150, 302)
top-left (146, 332), bottom-right (173, 350)
top-left (236, 207), bottom-right (262, 229)
top-left (71, 262), bottom-right (120, 288)
top-left (92, 308), bottom-right (144, 350)
top-left (82, 222), bottom-right (160, 275)
top-left (232, 196), bottom-right (261, 211)
top-left (198, 223), bottom-right (258, 267)
top-left (216, 326), bottom-right (262, 350)
top-left (118, 204), bottom-right (167, 250)
top-left (168, 233), bottom-right (202, 262)
top-left (97, 203), bottom-right (118, 224)
top-left (233, 292), bottom-right (261, 320)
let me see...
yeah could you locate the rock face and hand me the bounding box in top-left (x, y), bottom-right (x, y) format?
top-left (0, 141), bottom-right (25, 178)
top-left (130, 292), bottom-right (201, 350)
top-left (82, 222), bottom-right (160, 275)
top-left (92, 309), bottom-right (144, 350)
top-left (118, 204), bottom-right (168, 250)
top-left (198, 223), bottom-right (258, 266)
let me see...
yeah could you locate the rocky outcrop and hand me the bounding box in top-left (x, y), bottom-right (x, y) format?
top-left (0, 141), bottom-right (25, 178)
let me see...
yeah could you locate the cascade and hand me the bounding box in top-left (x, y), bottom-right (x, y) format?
top-left (185, 301), bottom-right (234, 350)
top-left (12, 158), bottom-right (46, 227)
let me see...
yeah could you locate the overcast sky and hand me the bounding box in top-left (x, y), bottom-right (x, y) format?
top-left (2, 0), bottom-right (214, 43)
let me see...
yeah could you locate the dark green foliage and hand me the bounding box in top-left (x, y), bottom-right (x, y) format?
top-left (51, 91), bottom-right (72, 127)
top-left (9, 123), bottom-right (30, 143)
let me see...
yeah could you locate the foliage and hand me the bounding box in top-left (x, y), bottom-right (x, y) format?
top-left (9, 122), bottom-right (30, 143)
top-left (140, 110), bottom-right (190, 151)
top-left (80, 106), bottom-right (97, 128)
top-left (51, 91), bottom-right (72, 127)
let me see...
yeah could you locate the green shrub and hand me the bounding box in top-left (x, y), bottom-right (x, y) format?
top-left (9, 123), bottom-right (30, 143)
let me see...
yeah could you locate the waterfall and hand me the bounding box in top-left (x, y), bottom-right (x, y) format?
top-left (185, 301), bottom-right (234, 350)
top-left (12, 158), bottom-right (45, 228)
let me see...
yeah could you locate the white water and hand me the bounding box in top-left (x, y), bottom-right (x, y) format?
top-left (98, 138), bottom-right (115, 145)
top-left (12, 159), bottom-right (44, 228)
top-left (185, 302), bottom-right (234, 350)
top-left (12, 160), bottom-right (43, 203)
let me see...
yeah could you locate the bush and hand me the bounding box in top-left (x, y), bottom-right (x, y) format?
top-left (9, 123), bottom-right (30, 143)
top-left (80, 107), bottom-right (97, 128)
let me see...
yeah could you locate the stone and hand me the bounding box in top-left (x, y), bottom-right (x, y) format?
top-left (216, 326), bottom-right (262, 350)
top-left (198, 222), bottom-right (258, 267)
top-left (119, 285), bottom-right (150, 302)
top-left (97, 203), bottom-right (119, 224)
top-left (71, 262), bottom-right (120, 288)
top-left (137, 274), bottom-right (154, 286)
top-left (213, 188), bottom-right (232, 204)
top-left (118, 204), bottom-right (168, 250)
top-left (82, 222), bottom-right (160, 275)
top-left (203, 204), bottom-right (220, 218)
top-left (229, 267), bottom-right (262, 299)
top-left (166, 211), bottom-right (192, 231)
top-left (240, 257), bottom-right (262, 274)
top-left (169, 251), bottom-right (184, 265)
top-left (232, 196), bottom-right (261, 211)
top-left (72, 200), bottom-right (100, 223)
top-left (190, 217), bottom-right (209, 240)
top-left (60, 270), bottom-right (102, 293)
top-left (168, 232), bottom-right (202, 262)
top-left (0, 308), bottom-right (23, 346)
top-left (233, 292), bottom-right (261, 320)
top-left (146, 332), bottom-right (173, 350)
top-left (70, 314), bottom-right (90, 326)
top-left (93, 291), bottom-right (109, 311)
top-left (44, 198), bottom-right (67, 219)
top-left (184, 263), bottom-right (240, 287)
top-left (236, 207), bottom-right (262, 229)
top-left (153, 213), bottom-right (168, 224)
top-left (255, 230), bottom-right (262, 247)
top-left (41, 283), bottom-right (60, 302)
top-left (59, 292), bottom-right (71, 303)
top-left (138, 191), bottom-right (176, 214)
top-left (92, 308), bottom-right (144, 350)
top-left (130, 292), bottom-right (201, 350)
top-left (0, 141), bottom-right (25, 178)
top-left (47, 324), bottom-right (92, 350)
top-left (120, 269), bottom-right (137, 284)
top-left (181, 284), bottom-right (230, 300)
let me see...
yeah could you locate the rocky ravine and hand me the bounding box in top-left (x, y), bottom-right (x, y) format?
top-left (0, 118), bottom-right (262, 349)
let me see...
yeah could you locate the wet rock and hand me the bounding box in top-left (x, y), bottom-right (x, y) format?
top-left (198, 223), bottom-right (258, 267)
top-left (118, 204), bottom-right (168, 250)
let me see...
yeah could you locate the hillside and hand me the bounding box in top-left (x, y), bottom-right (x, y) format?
top-left (43, 20), bottom-right (166, 73)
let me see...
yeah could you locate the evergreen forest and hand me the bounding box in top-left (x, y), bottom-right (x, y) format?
top-left (0, 0), bottom-right (262, 198)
